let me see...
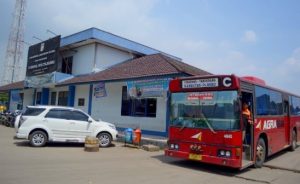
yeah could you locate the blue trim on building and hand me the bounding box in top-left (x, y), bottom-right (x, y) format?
top-left (60, 28), bottom-right (180, 60)
top-left (88, 84), bottom-right (93, 115)
top-left (67, 85), bottom-right (75, 107)
top-left (165, 91), bottom-right (170, 137)
top-left (7, 90), bottom-right (11, 111)
top-left (117, 127), bottom-right (167, 137)
top-left (41, 88), bottom-right (49, 105)
top-left (57, 73), bottom-right (182, 87)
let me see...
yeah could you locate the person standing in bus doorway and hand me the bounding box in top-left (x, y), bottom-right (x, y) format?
top-left (242, 102), bottom-right (253, 144)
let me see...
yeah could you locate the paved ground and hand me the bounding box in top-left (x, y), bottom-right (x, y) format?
top-left (0, 126), bottom-right (299, 184)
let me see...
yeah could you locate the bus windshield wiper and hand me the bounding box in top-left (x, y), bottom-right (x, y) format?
top-left (179, 119), bottom-right (189, 131)
top-left (201, 114), bottom-right (217, 134)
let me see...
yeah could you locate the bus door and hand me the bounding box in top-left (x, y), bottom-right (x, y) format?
top-left (283, 98), bottom-right (290, 146)
top-left (241, 82), bottom-right (254, 162)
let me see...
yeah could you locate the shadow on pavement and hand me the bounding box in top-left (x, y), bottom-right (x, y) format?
top-left (14, 141), bottom-right (116, 148)
top-left (152, 154), bottom-right (251, 176)
top-left (264, 145), bottom-right (299, 163)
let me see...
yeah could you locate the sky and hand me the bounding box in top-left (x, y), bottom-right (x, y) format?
top-left (1, 0), bottom-right (300, 94)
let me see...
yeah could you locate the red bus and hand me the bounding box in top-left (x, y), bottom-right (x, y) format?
top-left (165, 74), bottom-right (300, 169)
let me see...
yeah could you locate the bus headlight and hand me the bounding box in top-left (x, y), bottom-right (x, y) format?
top-left (170, 144), bottom-right (175, 149)
top-left (218, 149), bottom-right (231, 157)
top-left (225, 151), bottom-right (231, 157)
top-left (220, 150), bottom-right (225, 156)
top-left (170, 143), bottom-right (179, 150)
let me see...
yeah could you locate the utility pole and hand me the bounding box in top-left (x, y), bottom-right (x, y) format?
top-left (1, 0), bottom-right (26, 85)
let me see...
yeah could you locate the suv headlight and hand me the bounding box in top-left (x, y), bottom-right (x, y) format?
top-left (108, 124), bottom-right (116, 130)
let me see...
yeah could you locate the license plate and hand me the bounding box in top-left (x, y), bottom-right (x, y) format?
top-left (189, 154), bottom-right (202, 160)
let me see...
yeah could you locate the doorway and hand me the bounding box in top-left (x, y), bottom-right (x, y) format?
top-left (241, 91), bottom-right (254, 162)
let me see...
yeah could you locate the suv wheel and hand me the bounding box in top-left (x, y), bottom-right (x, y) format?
top-left (97, 132), bottom-right (112, 147)
top-left (29, 131), bottom-right (47, 147)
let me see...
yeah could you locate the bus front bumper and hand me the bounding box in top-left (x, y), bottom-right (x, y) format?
top-left (165, 149), bottom-right (241, 168)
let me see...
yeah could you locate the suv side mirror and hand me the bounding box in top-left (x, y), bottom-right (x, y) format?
top-left (88, 117), bottom-right (93, 123)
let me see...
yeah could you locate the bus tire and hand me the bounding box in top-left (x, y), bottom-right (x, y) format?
top-left (290, 130), bottom-right (297, 151)
top-left (254, 138), bottom-right (266, 168)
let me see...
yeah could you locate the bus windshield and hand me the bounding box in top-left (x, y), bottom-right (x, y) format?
top-left (170, 91), bottom-right (240, 131)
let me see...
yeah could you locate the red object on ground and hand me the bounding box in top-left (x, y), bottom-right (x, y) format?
top-left (133, 128), bottom-right (142, 145)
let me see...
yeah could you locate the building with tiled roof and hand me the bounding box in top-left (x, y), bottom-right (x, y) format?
top-left (0, 28), bottom-right (211, 136)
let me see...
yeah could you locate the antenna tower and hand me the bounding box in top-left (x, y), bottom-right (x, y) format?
top-left (1, 0), bottom-right (26, 85)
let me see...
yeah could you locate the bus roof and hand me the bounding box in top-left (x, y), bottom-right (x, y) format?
top-left (171, 74), bottom-right (300, 98)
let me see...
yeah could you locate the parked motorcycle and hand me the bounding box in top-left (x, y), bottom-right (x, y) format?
top-left (0, 110), bottom-right (22, 128)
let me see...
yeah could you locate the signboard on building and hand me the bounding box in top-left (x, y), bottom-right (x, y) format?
top-left (94, 82), bottom-right (107, 98)
top-left (26, 36), bottom-right (61, 76)
top-left (127, 78), bottom-right (170, 98)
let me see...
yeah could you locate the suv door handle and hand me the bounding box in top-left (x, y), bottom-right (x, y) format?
top-left (70, 122), bottom-right (75, 125)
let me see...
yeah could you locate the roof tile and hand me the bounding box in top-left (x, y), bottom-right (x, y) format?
top-left (0, 81), bottom-right (24, 92)
top-left (58, 54), bottom-right (211, 86)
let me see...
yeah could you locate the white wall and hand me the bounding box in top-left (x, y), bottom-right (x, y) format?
top-left (70, 44), bottom-right (95, 75)
top-left (91, 82), bottom-right (167, 133)
top-left (22, 89), bottom-right (34, 109)
top-left (59, 43), bottom-right (135, 76)
top-left (74, 84), bottom-right (89, 113)
top-left (95, 44), bottom-right (134, 71)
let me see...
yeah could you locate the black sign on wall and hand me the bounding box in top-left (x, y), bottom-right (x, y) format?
top-left (26, 35), bottom-right (61, 76)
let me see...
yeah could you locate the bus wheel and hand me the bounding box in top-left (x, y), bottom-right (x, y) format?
top-left (254, 138), bottom-right (266, 168)
top-left (290, 130), bottom-right (297, 151)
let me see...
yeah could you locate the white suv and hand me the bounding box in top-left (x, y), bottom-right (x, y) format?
top-left (15, 106), bottom-right (118, 147)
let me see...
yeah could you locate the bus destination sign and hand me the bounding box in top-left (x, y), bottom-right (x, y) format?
top-left (182, 78), bottom-right (219, 89)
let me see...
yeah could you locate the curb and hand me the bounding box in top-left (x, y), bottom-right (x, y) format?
top-left (116, 134), bottom-right (167, 149)
top-left (263, 164), bottom-right (300, 173)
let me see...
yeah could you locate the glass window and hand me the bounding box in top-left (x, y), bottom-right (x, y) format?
top-left (50, 92), bottom-right (57, 105)
top-left (255, 86), bottom-right (270, 115)
top-left (61, 56), bottom-right (73, 74)
top-left (23, 107), bottom-right (46, 116)
top-left (78, 98), bottom-right (85, 106)
top-left (170, 91), bottom-right (240, 131)
top-left (121, 86), bottom-right (157, 118)
top-left (36, 92), bottom-right (42, 105)
top-left (67, 111), bottom-right (89, 121)
top-left (269, 90), bottom-right (283, 115)
top-left (291, 96), bottom-right (300, 115)
top-left (58, 91), bottom-right (68, 106)
top-left (134, 99), bottom-right (146, 116)
top-left (147, 98), bottom-right (157, 117)
top-left (45, 109), bottom-right (68, 119)
top-left (17, 93), bottom-right (24, 110)
top-left (255, 86), bottom-right (283, 116)
top-left (121, 86), bottom-right (131, 116)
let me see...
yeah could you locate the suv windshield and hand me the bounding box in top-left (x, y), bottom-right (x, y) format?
top-left (170, 91), bottom-right (240, 131)
top-left (23, 107), bottom-right (46, 116)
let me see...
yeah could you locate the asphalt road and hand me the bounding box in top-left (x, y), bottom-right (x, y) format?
top-left (0, 126), bottom-right (299, 184)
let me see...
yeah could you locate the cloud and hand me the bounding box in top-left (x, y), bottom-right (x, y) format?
top-left (241, 30), bottom-right (257, 43)
top-left (269, 47), bottom-right (300, 94)
top-left (285, 47), bottom-right (300, 67)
